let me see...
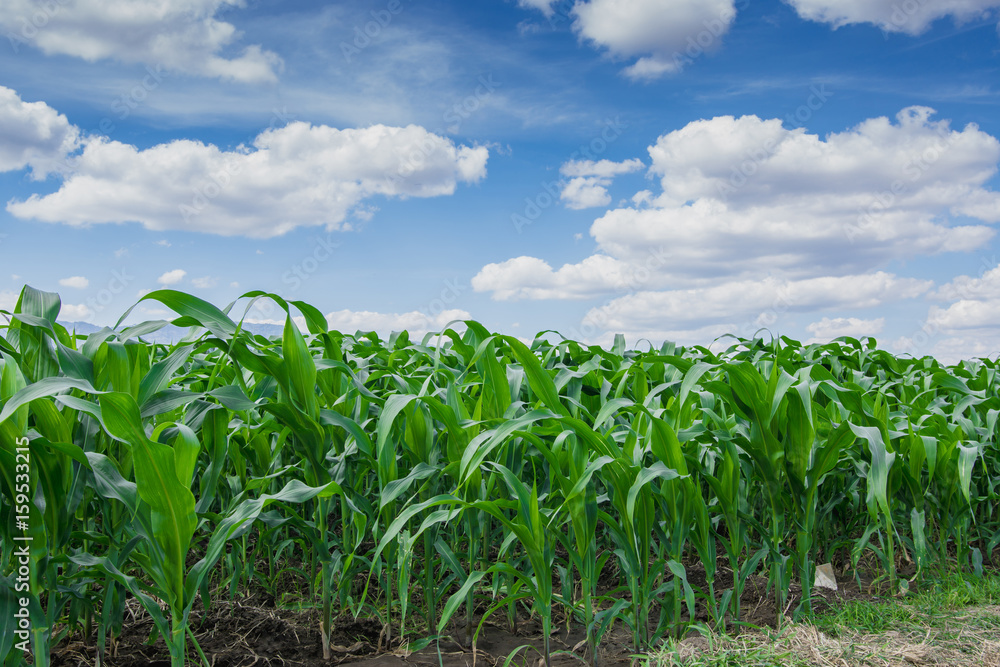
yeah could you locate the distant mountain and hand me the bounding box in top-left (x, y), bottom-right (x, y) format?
top-left (58, 320), bottom-right (285, 343)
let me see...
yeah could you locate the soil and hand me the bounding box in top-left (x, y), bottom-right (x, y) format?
top-left (46, 557), bottom-right (900, 667)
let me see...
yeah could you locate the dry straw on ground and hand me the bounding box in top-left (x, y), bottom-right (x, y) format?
top-left (659, 605), bottom-right (1000, 667)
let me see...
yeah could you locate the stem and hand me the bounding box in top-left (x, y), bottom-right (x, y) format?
top-left (322, 561), bottom-right (332, 660)
top-left (542, 609), bottom-right (552, 667)
top-left (319, 497), bottom-right (332, 661)
top-left (884, 513), bottom-right (896, 593)
top-left (465, 513), bottom-right (476, 645)
top-left (169, 620), bottom-right (186, 667)
top-left (424, 529), bottom-right (436, 633)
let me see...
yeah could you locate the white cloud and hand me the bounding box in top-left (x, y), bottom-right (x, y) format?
top-left (0, 86), bottom-right (78, 177)
top-left (785, 0), bottom-right (1000, 35)
top-left (645, 107), bottom-right (1000, 225)
top-left (582, 273), bottom-right (929, 331)
top-left (884, 264), bottom-right (1000, 362)
top-left (474, 107), bottom-right (1000, 345)
top-left (58, 276), bottom-right (89, 289)
top-left (60, 303), bottom-right (93, 321)
top-left (928, 298), bottom-right (1000, 329)
top-left (805, 316), bottom-right (885, 343)
top-left (230, 281), bottom-right (240, 288)
top-left (561, 177), bottom-right (614, 209)
top-left (477, 107), bottom-right (999, 299)
top-left (191, 276), bottom-right (217, 289)
top-left (249, 307), bottom-right (471, 337)
top-left (0, 0), bottom-right (282, 83)
top-left (8, 121), bottom-right (490, 238)
top-left (909, 334), bottom-right (1000, 363)
top-left (155, 239), bottom-right (171, 247)
top-left (157, 269), bottom-right (186, 285)
top-left (560, 158), bottom-right (644, 178)
top-left (928, 263), bottom-right (1000, 301)
top-left (324, 308), bottom-right (471, 335)
top-left (570, 0), bottom-right (738, 79)
top-left (472, 253), bottom-right (670, 300)
top-left (518, 0), bottom-right (559, 16)
top-left (0, 290), bottom-right (18, 312)
top-left (559, 158), bottom-right (643, 209)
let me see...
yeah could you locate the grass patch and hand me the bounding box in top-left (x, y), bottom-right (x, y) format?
top-left (648, 570), bottom-right (1000, 667)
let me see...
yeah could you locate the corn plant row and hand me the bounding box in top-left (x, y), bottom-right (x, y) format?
top-left (1, 285), bottom-right (997, 667)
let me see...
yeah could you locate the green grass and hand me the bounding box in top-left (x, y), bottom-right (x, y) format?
top-left (815, 570), bottom-right (1000, 636)
top-left (651, 571), bottom-right (1000, 667)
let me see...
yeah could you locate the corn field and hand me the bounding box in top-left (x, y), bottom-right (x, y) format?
top-left (1, 285), bottom-right (998, 666)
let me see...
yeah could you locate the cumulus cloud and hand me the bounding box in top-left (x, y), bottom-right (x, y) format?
top-left (805, 316), bottom-right (885, 343)
top-left (561, 158), bottom-right (645, 178)
top-left (60, 303), bottom-right (93, 321)
top-left (571, 0), bottom-right (738, 79)
top-left (191, 276), bottom-right (217, 289)
top-left (785, 0), bottom-right (1000, 35)
top-left (928, 262), bottom-right (1000, 301)
top-left (58, 276), bottom-right (89, 289)
top-left (515, 0), bottom-right (738, 78)
top-left (0, 0), bottom-right (282, 83)
top-left (560, 177), bottom-right (615, 209)
top-left (324, 308), bottom-right (471, 336)
top-left (581, 273), bottom-right (928, 332)
top-left (558, 158), bottom-right (644, 209)
top-left (472, 250), bottom-right (670, 300)
top-left (157, 269), bottom-right (187, 285)
top-left (893, 264), bottom-right (1000, 363)
top-left (474, 107), bottom-right (1000, 345)
top-left (477, 107), bottom-right (999, 296)
top-left (8, 121), bottom-right (490, 238)
top-left (248, 306), bottom-right (471, 337)
top-left (0, 86), bottom-right (78, 177)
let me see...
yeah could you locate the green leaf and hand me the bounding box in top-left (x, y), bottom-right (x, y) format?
top-left (282, 314), bottom-right (318, 418)
top-left (117, 290), bottom-right (238, 341)
top-left (0, 376), bottom-right (98, 426)
top-left (501, 336), bottom-right (571, 418)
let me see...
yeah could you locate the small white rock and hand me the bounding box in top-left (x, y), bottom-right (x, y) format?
top-left (815, 562), bottom-right (838, 591)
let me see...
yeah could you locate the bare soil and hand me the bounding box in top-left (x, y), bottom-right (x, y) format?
top-left (47, 558), bottom-right (895, 667)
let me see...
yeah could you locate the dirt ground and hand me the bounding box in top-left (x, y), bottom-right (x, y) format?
top-left (46, 559), bottom-right (895, 667)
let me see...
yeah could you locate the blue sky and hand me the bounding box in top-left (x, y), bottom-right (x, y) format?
top-left (2, 0), bottom-right (1000, 361)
